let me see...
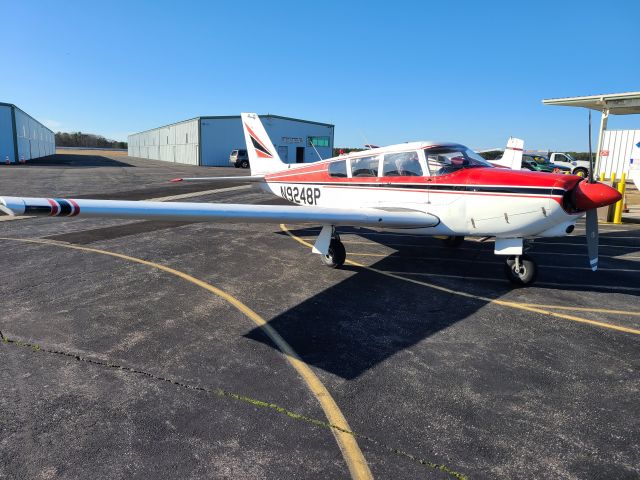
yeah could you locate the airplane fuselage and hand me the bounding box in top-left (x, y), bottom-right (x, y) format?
top-left (262, 143), bottom-right (583, 240)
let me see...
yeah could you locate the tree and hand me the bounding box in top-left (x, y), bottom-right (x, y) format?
top-left (55, 131), bottom-right (127, 149)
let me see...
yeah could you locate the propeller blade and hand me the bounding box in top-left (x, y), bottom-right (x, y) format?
top-left (588, 110), bottom-right (595, 183)
top-left (586, 208), bottom-right (598, 271)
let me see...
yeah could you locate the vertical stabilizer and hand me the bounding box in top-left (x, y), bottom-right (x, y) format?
top-left (240, 113), bottom-right (288, 175)
top-left (489, 137), bottom-right (524, 170)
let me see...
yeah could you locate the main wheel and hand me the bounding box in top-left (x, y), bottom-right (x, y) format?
top-left (240, 160), bottom-right (249, 169)
top-left (573, 167), bottom-right (588, 178)
top-left (443, 235), bottom-right (464, 247)
top-left (504, 254), bottom-right (537, 286)
top-left (321, 239), bottom-right (346, 268)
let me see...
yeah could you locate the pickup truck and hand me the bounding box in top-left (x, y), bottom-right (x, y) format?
top-left (547, 152), bottom-right (590, 177)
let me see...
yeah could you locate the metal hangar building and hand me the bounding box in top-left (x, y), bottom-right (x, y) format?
top-left (0, 102), bottom-right (55, 164)
top-left (128, 114), bottom-right (334, 167)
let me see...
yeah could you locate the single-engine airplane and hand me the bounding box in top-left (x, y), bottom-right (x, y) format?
top-left (0, 113), bottom-right (622, 285)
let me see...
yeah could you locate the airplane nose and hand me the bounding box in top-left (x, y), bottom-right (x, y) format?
top-left (571, 180), bottom-right (622, 211)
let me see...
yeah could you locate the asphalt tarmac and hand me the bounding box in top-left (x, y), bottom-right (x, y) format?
top-left (1, 154), bottom-right (639, 479)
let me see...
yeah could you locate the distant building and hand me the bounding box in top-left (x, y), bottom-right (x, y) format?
top-left (0, 102), bottom-right (55, 164)
top-left (128, 114), bottom-right (334, 167)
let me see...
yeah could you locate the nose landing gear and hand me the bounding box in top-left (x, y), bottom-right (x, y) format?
top-left (504, 254), bottom-right (537, 285)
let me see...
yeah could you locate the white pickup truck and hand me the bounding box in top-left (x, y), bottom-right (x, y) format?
top-left (547, 152), bottom-right (590, 177)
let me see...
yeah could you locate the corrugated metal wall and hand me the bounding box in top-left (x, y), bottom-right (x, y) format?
top-left (128, 115), bottom-right (334, 167)
top-left (200, 116), bottom-right (334, 167)
top-left (14, 108), bottom-right (55, 161)
top-left (128, 118), bottom-right (199, 165)
top-left (0, 104), bottom-right (55, 163)
top-left (599, 129), bottom-right (640, 178)
top-left (0, 105), bottom-right (14, 163)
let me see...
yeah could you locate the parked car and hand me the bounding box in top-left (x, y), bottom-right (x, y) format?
top-left (229, 149), bottom-right (249, 168)
top-left (548, 152), bottom-right (590, 177)
top-left (522, 154), bottom-right (571, 174)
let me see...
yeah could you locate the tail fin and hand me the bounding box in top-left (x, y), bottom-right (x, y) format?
top-left (241, 113), bottom-right (288, 176)
top-left (489, 137), bottom-right (524, 170)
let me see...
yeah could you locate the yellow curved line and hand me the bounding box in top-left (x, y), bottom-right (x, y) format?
top-left (0, 237), bottom-right (372, 480)
top-left (518, 304), bottom-right (640, 316)
top-left (280, 225), bottom-right (640, 336)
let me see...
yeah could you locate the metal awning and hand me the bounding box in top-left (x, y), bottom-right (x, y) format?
top-left (543, 91), bottom-right (640, 115)
top-left (542, 92), bottom-right (640, 176)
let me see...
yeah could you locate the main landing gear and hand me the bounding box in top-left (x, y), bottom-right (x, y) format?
top-left (442, 235), bottom-right (464, 247)
top-left (321, 233), bottom-right (346, 268)
top-left (504, 254), bottom-right (537, 286)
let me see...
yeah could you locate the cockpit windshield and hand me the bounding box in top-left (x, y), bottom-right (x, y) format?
top-left (425, 146), bottom-right (493, 176)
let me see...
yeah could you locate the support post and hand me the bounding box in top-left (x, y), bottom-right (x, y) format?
top-left (613, 173), bottom-right (626, 224)
top-left (594, 108), bottom-right (609, 178)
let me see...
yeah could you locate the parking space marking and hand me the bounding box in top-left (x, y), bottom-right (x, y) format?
top-left (341, 240), bottom-right (640, 260)
top-left (518, 304), bottom-right (640, 316)
top-left (148, 185), bottom-right (251, 202)
top-left (0, 236), bottom-right (372, 480)
top-left (281, 225), bottom-right (640, 336)
top-left (344, 252), bottom-right (640, 273)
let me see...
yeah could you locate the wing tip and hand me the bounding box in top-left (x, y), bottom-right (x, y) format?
top-left (169, 178), bottom-right (183, 183)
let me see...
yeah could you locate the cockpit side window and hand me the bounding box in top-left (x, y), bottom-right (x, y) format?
top-left (382, 151), bottom-right (423, 176)
top-left (328, 160), bottom-right (348, 177)
top-left (425, 146), bottom-right (493, 176)
top-left (350, 156), bottom-right (379, 177)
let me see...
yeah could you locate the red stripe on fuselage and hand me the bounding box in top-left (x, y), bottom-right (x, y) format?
top-left (266, 159), bottom-right (582, 191)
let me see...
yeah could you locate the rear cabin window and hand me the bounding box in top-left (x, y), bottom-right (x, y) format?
top-left (328, 160), bottom-right (348, 177)
top-left (382, 151), bottom-right (422, 176)
top-left (350, 156), bottom-right (379, 177)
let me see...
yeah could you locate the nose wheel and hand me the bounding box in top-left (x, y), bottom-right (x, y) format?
top-left (321, 236), bottom-right (346, 268)
top-left (504, 254), bottom-right (537, 286)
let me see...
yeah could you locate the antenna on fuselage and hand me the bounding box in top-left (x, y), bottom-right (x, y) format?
top-left (309, 140), bottom-right (323, 160)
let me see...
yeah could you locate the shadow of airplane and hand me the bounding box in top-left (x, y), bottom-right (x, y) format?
top-left (244, 224), bottom-right (640, 380)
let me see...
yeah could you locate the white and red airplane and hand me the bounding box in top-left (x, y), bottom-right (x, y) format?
top-left (0, 113), bottom-right (622, 285)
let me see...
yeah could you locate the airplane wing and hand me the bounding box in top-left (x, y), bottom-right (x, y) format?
top-left (0, 196), bottom-right (439, 229)
top-left (169, 175), bottom-right (265, 183)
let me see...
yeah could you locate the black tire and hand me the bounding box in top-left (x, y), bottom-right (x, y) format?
top-left (240, 160), bottom-right (249, 169)
top-left (443, 236), bottom-right (464, 247)
top-left (573, 168), bottom-right (588, 178)
top-left (504, 254), bottom-right (537, 286)
top-left (321, 239), bottom-right (346, 268)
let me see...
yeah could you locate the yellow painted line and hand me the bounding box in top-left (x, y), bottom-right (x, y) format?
top-left (280, 225), bottom-right (640, 336)
top-left (0, 237), bottom-right (372, 480)
top-left (518, 304), bottom-right (640, 316)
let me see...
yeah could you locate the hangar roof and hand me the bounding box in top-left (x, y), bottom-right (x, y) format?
top-left (542, 91), bottom-right (640, 115)
top-left (131, 114), bottom-right (334, 137)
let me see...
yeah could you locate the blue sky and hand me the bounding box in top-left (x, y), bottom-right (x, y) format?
top-left (1, 0), bottom-right (638, 150)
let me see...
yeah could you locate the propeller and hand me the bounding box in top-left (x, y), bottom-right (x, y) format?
top-left (586, 109), bottom-right (598, 271)
top-left (586, 208), bottom-right (598, 271)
